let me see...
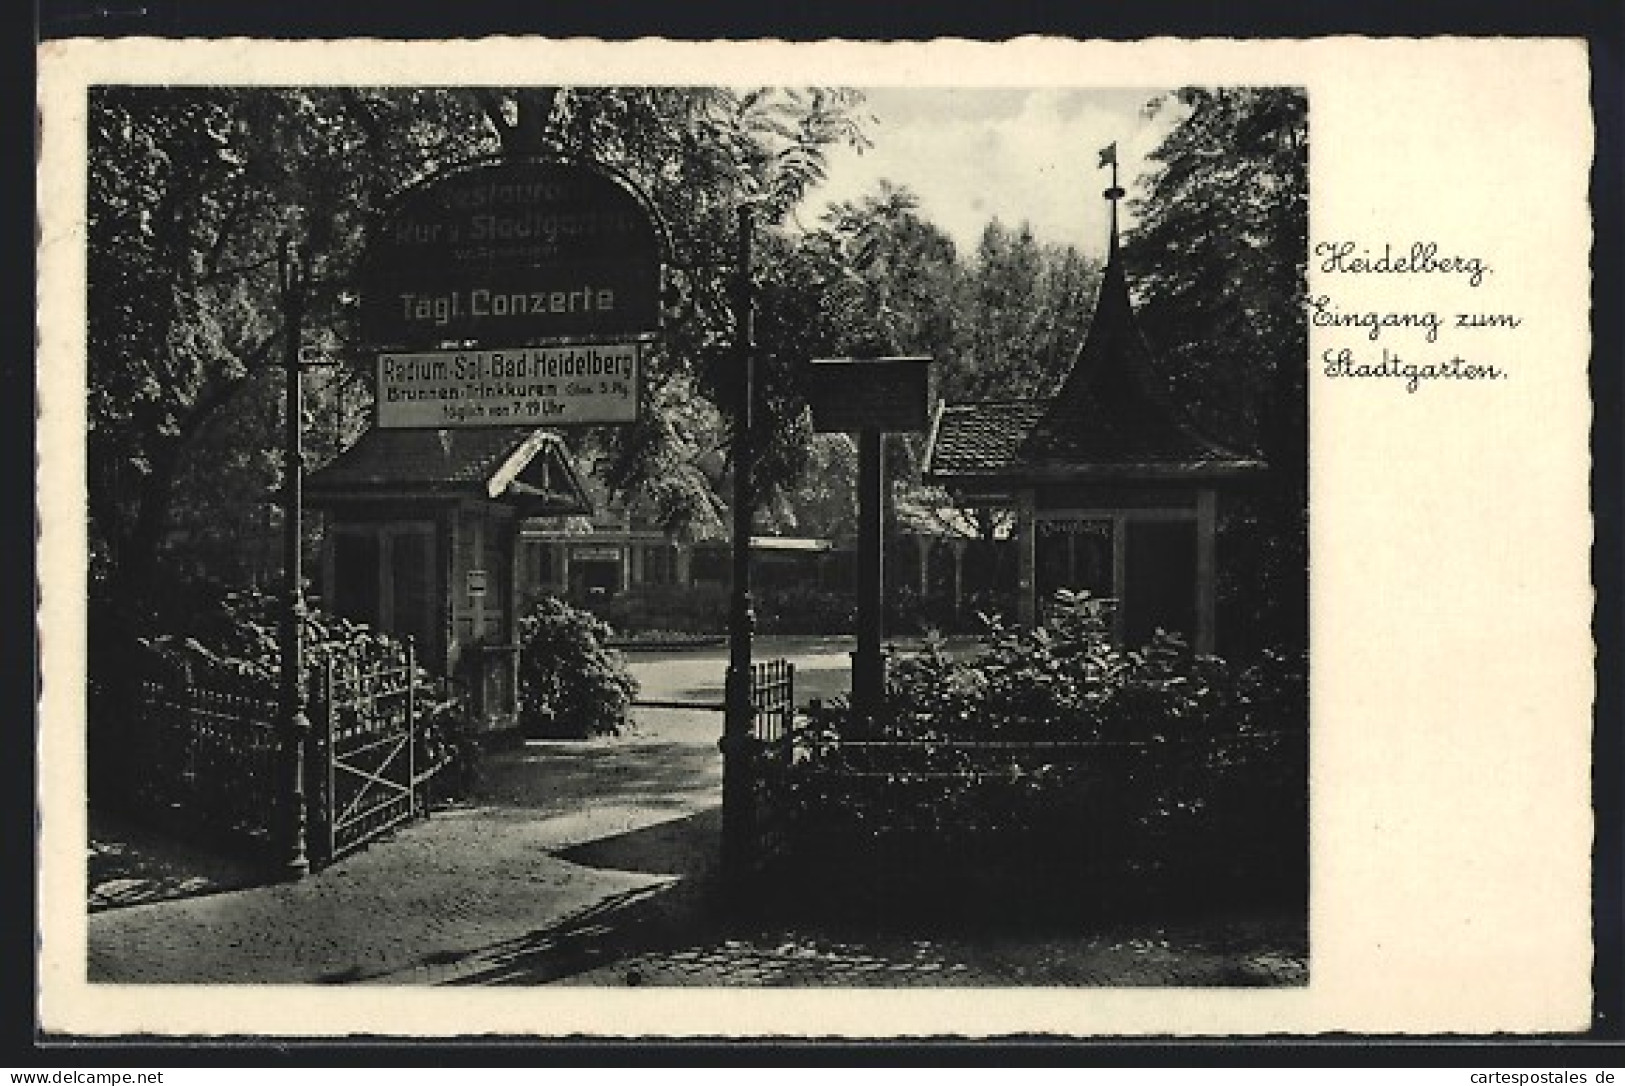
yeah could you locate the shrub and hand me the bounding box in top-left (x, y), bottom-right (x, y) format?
top-left (417, 683), bottom-right (482, 800)
top-left (774, 590), bottom-right (1308, 908)
top-left (753, 584), bottom-right (855, 634)
top-left (516, 596), bottom-right (639, 738)
top-left (859, 590), bottom-right (1245, 744)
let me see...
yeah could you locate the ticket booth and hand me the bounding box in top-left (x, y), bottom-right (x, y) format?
top-left (925, 195), bottom-right (1262, 654)
top-left (306, 426), bottom-right (592, 733)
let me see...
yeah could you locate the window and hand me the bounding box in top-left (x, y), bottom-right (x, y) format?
top-left (640, 544), bottom-right (673, 586)
top-left (1036, 518), bottom-right (1114, 603)
top-left (523, 539), bottom-right (556, 588)
top-left (1034, 512), bottom-right (1198, 647)
top-left (328, 523), bottom-right (437, 657)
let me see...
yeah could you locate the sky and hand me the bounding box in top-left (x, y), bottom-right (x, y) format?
top-left (797, 87), bottom-right (1186, 262)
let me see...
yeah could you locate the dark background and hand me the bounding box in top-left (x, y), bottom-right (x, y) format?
top-left (16, 0), bottom-right (1624, 1066)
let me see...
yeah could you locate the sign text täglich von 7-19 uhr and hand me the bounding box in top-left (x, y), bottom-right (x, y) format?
top-left (376, 344), bottom-right (639, 428)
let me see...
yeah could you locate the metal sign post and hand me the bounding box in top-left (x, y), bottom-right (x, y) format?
top-left (852, 428), bottom-right (885, 718)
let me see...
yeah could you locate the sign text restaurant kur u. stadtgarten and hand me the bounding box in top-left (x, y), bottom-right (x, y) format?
top-left (359, 156), bottom-right (664, 355)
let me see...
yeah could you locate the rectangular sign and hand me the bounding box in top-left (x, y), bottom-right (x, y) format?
top-left (376, 344), bottom-right (639, 428)
top-left (364, 263), bottom-right (660, 345)
top-left (806, 356), bottom-right (933, 433)
top-left (571, 546), bottom-right (622, 563)
top-left (465, 569), bottom-right (488, 596)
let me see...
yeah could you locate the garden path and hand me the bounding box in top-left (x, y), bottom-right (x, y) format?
top-left (86, 637), bottom-right (1306, 989)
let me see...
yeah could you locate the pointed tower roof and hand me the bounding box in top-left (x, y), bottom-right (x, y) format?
top-left (1021, 227), bottom-right (1239, 466)
top-left (924, 156), bottom-right (1261, 487)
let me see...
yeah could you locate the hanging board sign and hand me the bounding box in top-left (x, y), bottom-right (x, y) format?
top-left (805, 356), bottom-right (933, 433)
top-left (359, 157), bottom-right (664, 347)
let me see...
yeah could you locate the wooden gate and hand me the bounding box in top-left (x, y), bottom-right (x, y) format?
top-left (311, 641), bottom-right (431, 865)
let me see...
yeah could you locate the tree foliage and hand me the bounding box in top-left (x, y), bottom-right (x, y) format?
top-left (1124, 87), bottom-right (1309, 651)
top-left (1125, 86), bottom-right (1308, 465)
top-left (88, 86), bottom-right (489, 620)
top-left (86, 85), bottom-right (871, 623)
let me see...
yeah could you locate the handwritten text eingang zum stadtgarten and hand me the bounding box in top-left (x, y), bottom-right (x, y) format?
top-left (1311, 241), bottom-right (1518, 393)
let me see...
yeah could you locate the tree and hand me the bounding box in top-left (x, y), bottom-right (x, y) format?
top-left (88, 86), bottom-right (490, 626)
top-left (1124, 87), bottom-right (1309, 651)
top-left (735, 185), bottom-right (963, 540)
top-left (945, 221), bottom-right (1099, 403)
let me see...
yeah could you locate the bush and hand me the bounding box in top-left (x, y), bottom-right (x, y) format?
top-left (516, 596), bottom-right (639, 738)
top-left (774, 590), bottom-right (1308, 908)
top-left (753, 584), bottom-right (855, 634)
top-left (843, 590), bottom-right (1256, 744)
top-left (417, 684), bottom-right (482, 800)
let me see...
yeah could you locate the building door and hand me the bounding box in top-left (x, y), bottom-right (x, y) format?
top-left (1124, 519), bottom-right (1197, 648)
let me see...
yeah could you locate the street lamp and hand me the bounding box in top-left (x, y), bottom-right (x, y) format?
top-left (720, 203), bottom-right (757, 886)
top-left (278, 237), bottom-right (311, 880)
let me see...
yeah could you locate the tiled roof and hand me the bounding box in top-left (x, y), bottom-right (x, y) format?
top-left (306, 427), bottom-right (593, 514)
top-left (307, 427), bottom-right (538, 492)
top-left (925, 400), bottom-right (1047, 476)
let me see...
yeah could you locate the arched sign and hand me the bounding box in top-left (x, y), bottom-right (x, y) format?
top-left (359, 156), bottom-right (666, 348)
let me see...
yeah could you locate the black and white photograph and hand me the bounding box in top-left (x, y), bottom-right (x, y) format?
top-left (36, 36), bottom-right (1594, 1039)
top-left (77, 78), bottom-right (1309, 989)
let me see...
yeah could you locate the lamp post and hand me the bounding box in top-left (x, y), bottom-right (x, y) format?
top-left (720, 204), bottom-right (757, 885)
top-left (851, 427), bottom-right (885, 718)
top-left (278, 238), bottom-right (311, 880)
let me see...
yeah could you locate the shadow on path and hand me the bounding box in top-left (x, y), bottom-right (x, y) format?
top-left (88, 808), bottom-right (267, 912)
top-left (440, 807), bottom-right (725, 986)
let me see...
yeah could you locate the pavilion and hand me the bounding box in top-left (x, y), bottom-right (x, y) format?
top-left (923, 170), bottom-right (1262, 654)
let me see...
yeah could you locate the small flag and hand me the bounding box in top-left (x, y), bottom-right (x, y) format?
top-left (1098, 142), bottom-right (1118, 169)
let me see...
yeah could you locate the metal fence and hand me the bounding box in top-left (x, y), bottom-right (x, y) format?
top-left (124, 639), bottom-right (439, 870)
top-left (749, 658), bottom-right (796, 746)
top-left (127, 651), bottom-right (283, 853)
top-left (310, 640), bottom-right (434, 865)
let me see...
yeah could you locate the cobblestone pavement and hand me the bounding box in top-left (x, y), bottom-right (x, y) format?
top-left (88, 645), bottom-right (1308, 987)
top-left (559, 931), bottom-right (1308, 988)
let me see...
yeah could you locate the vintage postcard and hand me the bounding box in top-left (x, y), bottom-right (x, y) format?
top-left (35, 36), bottom-right (1594, 1038)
